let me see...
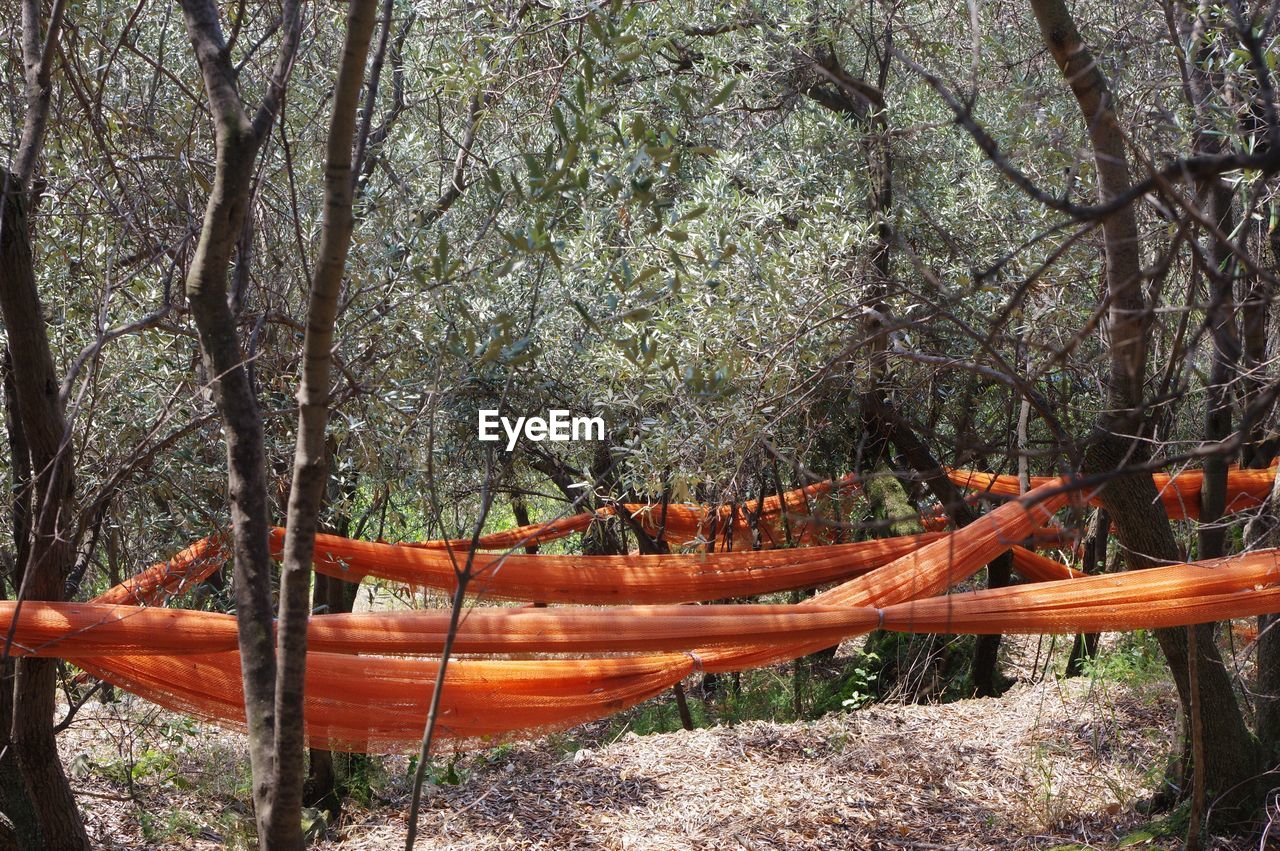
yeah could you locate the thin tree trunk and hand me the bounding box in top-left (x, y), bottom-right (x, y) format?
top-left (510, 493), bottom-right (539, 554)
top-left (583, 443), bottom-right (625, 555)
top-left (1178, 12), bottom-right (1241, 835)
top-left (182, 126), bottom-right (280, 843)
top-left (0, 654), bottom-right (38, 850)
top-left (1247, 464), bottom-right (1280, 751)
top-left (877, 400), bottom-right (1013, 695)
top-left (177, 0), bottom-right (301, 841)
top-left (0, 353), bottom-right (40, 849)
top-left (1186, 625), bottom-right (1205, 851)
top-left (1177, 1), bottom-right (1242, 561)
top-left (1030, 0), bottom-right (1262, 816)
top-left (273, 0), bottom-right (378, 843)
top-left (305, 448), bottom-right (363, 816)
top-left (1252, 229), bottom-right (1280, 740)
top-left (1241, 215), bottom-right (1278, 467)
top-left (300, 0), bottom-right (399, 816)
top-left (1065, 510), bottom-right (1107, 677)
top-left (0, 175), bottom-right (88, 849)
top-left (302, 571), bottom-right (362, 816)
top-left (0, 0), bottom-right (87, 843)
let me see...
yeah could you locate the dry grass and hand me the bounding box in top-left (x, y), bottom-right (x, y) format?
top-left (57, 654), bottom-right (1236, 850)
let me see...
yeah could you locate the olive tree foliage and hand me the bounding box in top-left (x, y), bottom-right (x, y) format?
top-left (1, 0), bottom-right (1280, 839)
top-left (3, 0), bottom-right (1266, 570)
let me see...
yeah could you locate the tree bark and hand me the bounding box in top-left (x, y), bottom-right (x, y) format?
top-left (304, 447), bottom-right (364, 817)
top-left (877, 400), bottom-right (1012, 695)
top-left (510, 493), bottom-right (540, 554)
top-left (1242, 220), bottom-right (1275, 467)
top-left (1064, 510), bottom-right (1107, 677)
top-left (1173, 21), bottom-right (1239, 825)
top-left (1175, 2), bottom-right (1242, 561)
top-left (1250, 198), bottom-right (1280, 753)
top-left (806, 48), bottom-right (894, 471)
top-left (0, 167), bottom-right (88, 848)
top-left (274, 0), bottom-right (378, 841)
top-left (1030, 0), bottom-right (1262, 816)
top-left (1248, 469), bottom-right (1280, 752)
top-left (0, 353), bottom-right (40, 849)
top-left (177, 0), bottom-right (301, 841)
top-left (0, 0), bottom-right (89, 843)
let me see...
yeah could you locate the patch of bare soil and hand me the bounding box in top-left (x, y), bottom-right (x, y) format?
top-left (59, 668), bottom-right (1231, 850)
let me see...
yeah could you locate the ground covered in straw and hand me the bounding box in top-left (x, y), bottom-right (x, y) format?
top-left (57, 659), bottom-right (1237, 850)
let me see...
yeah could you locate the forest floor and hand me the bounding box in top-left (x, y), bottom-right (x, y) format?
top-left (56, 632), bottom-right (1252, 850)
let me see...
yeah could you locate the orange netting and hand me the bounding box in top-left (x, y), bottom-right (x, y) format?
top-left (70, 651), bottom-right (696, 751)
top-left (949, 463), bottom-right (1277, 520)
top-left (1, 601), bottom-right (880, 658)
top-left (404, 474), bottom-right (862, 551)
top-left (881, 549), bottom-right (1280, 634)
top-left (91, 524), bottom-right (1073, 610)
top-left (295, 528), bottom-right (953, 604)
top-left (92, 536), bottom-right (226, 606)
top-left (5, 470), bottom-right (1276, 752)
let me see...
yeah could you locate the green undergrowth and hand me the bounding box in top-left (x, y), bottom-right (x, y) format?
top-left (605, 645), bottom-right (925, 738)
top-left (610, 626), bottom-right (1174, 745)
top-left (1078, 629), bottom-right (1168, 688)
top-left (1045, 802), bottom-right (1189, 850)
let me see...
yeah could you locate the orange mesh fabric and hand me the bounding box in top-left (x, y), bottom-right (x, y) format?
top-left (2, 601), bottom-right (880, 658)
top-left (693, 481), bottom-right (1073, 672)
top-left (812, 482), bottom-right (1071, 608)
top-left (85, 512), bottom-right (1068, 612)
top-left (949, 464), bottom-right (1276, 520)
top-left (92, 536), bottom-right (226, 605)
top-left (881, 549), bottom-right (1280, 634)
top-left (21, 472), bottom-right (1280, 754)
top-left (1009, 546), bottom-right (1085, 582)
top-left (618, 473), bottom-right (859, 548)
top-left (405, 475), bottom-right (861, 552)
top-left (402, 513), bottom-right (597, 551)
top-left (53, 544), bottom-right (1280, 752)
top-left (291, 528), bottom-right (952, 604)
top-left (10, 544), bottom-right (1280, 663)
top-left (73, 652), bottom-right (695, 752)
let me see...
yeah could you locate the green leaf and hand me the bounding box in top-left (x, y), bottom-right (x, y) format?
top-left (707, 77), bottom-right (737, 108)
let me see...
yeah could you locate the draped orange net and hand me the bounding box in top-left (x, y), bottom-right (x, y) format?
top-left (948, 463), bottom-right (1277, 520)
top-left (404, 474), bottom-right (861, 551)
top-left (296, 528), bottom-right (955, 604)
top-left (3, 469), bottom-right (1276, 751)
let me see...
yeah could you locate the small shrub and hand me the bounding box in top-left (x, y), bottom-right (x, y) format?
top-left (1080, 630), bottom-right (1166, 686)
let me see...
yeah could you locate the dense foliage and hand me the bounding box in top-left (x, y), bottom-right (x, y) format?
top-left (2, 0), bottom-right (1279, 846)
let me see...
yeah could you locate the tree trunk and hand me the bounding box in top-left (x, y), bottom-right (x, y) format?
top-left (1030, 0), bottom-right (1263, 817)
top-left (1176, 3), bottom-right (1242, 561)
top-left (302, 572), bottom-right (363, 818)
top-left (0, 171), bottom-right (88, 849)
top-left (1242, 230), bottom-right (1275, 468)
top-left (1249, 200), bottom-right (1280, 753)
top-left (0, 0), bottom-right (89, 843)
top-left (0, 653), bottom-right (40, 851)
top-left (877, 400), bottom-right (1013, 695)
top-left (1247, 463), bottom-right (1280, 752)
top-left (1180, 16), bottom-right (1242, 832)
top-left (182, 124), bottom-right (281, 838)
top-left (177, 0), bottom-right (301, 841)
top-left (510, 493), bottom-right (540, 554)
top-left (304, 447), bottom-right (364, 818)
top-left (0, 353), bottom-right (40, 849)
top-left (583, 444), bottom-right (626, 555)
top-left (1065, 510), bottom-right (1107, 677)
top-left (273, 0), bottom-right (378, 842)
top-left (1090, 433), bottom-right (1260, 816)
